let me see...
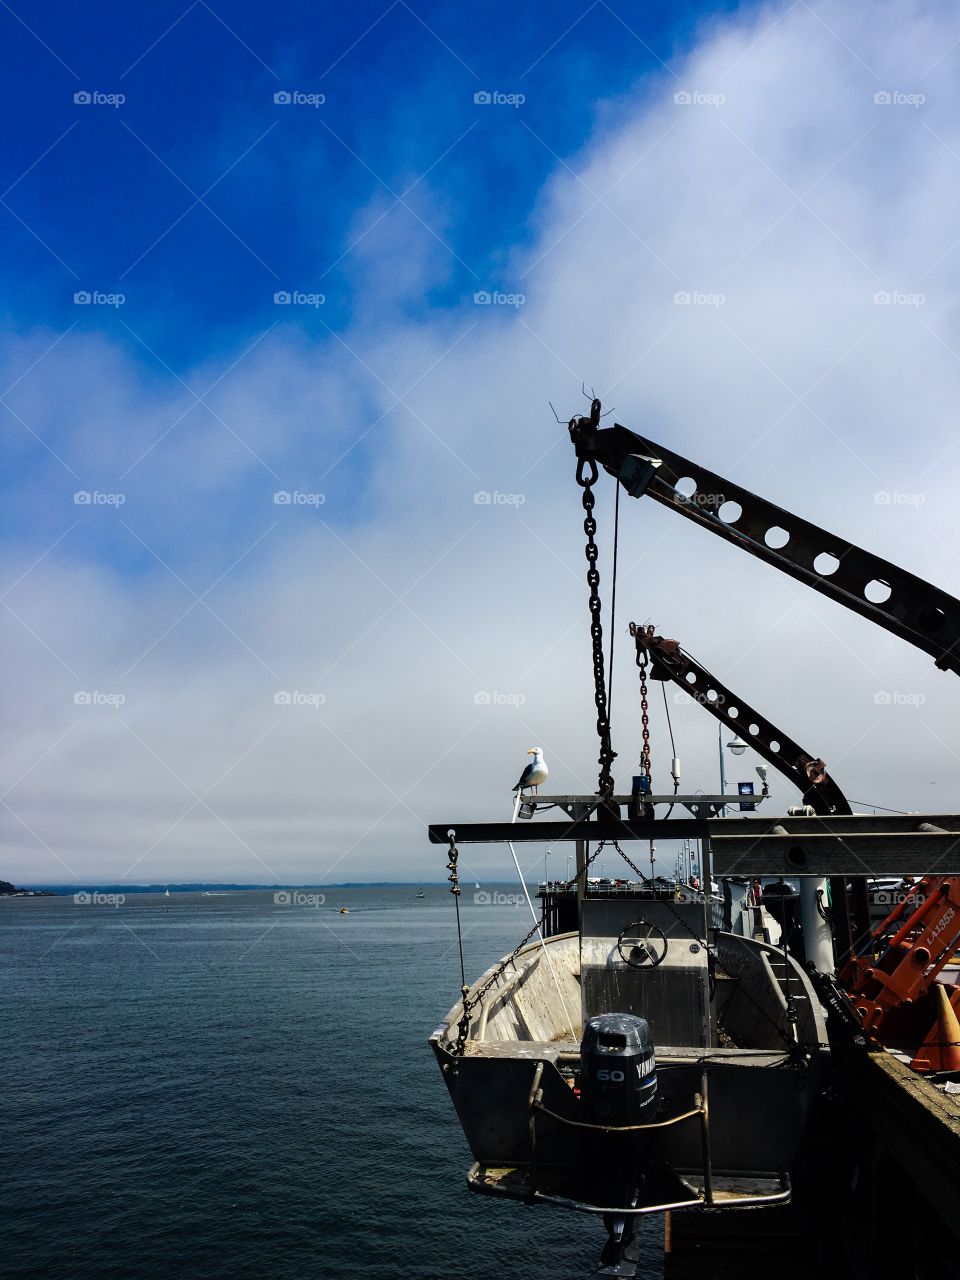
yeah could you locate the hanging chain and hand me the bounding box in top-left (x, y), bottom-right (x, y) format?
top-left (630, 622), bottom-right (653, 791)
top-left (575, 421), bottom-right (616, 799)
top-left (450, 832), bottom-right (610, 1056)
top-left (448, 828), bottom-right (811, 1058)
top-left (607, 838), bottom-right (811, 1054)
top-left (446, 834), bottom-right (472, 1055)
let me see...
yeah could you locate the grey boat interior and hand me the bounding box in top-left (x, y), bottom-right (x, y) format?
top-left (431, 889), bottom-right (829, 1217)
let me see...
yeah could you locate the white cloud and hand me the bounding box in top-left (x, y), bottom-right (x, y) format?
top-left (6, 0), bottom-right (960, 884)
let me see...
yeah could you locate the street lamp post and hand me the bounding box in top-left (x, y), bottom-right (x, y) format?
top-left (544, 847), bottom-right (551, 886)
top-left (719, 728), bottom-right (747, 816)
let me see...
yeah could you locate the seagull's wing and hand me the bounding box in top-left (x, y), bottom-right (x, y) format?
top-left (512, 761), bottom-right (535, 791)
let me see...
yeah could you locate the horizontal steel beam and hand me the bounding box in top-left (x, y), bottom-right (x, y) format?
top-left (431, 813), bottom-right (960, 840)
top-left (429, 814), bottom-right (960, 873)
top-left (429, 819), bottom-right (710, 844)
top-left (522, 793), bottom-right (763, 807)
top-left (710, 832), bottom-right (960, 876)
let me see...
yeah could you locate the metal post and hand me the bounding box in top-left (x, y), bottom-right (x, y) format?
top-left (701, 835), bottom-right (712, 906)
top-left (572, 803), bottom-right (588, 907)
top-left (699, 1067), bottom-right (713, 1205)
top-left (718, 725), bottom-right (727, 818)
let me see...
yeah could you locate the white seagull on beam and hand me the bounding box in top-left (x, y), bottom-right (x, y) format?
top-left (513, 747), bottom-right (548, 794)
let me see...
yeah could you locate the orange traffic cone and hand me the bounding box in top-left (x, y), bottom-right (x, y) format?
top-left (912, 983), bottom-right (960, 1072)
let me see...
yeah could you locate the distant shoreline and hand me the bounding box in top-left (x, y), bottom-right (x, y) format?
top-left (2, 882), bottom-right (483, 896)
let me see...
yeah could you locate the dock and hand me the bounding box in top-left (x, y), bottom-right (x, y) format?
top-left (661, 1048), bottom-right (960, 1277)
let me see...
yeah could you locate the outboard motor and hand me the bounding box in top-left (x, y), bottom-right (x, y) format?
top-left (580, 1014), bottom-right (658, 1270)
top-left (580, 1012), bottom-right (658, 1128)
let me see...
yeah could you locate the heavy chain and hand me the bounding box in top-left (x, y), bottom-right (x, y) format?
top-left (449, 833), bottom-right (811, 1058)
top-left (634, 626), bottom-right (653, 792)
top-left (446, 835), bottom-right (472, 1054)
top-left (609, 838), bottom-right (812, 1054)
top-left (450, 832), bottom-right (610, 1056)
top-left (575, 432), bottom-right (617, 799)
top-left (453, 917), bottom-right (544, 1056)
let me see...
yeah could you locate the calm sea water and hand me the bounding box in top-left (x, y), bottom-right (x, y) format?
top-left (2, 888), bottom-right (664, 1280)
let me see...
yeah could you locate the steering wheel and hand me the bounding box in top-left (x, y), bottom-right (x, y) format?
top-left (617, 920), bottom-right (668, 969)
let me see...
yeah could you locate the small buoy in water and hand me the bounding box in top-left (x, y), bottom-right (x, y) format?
top-left (339, 907), bottom-right (349, 914)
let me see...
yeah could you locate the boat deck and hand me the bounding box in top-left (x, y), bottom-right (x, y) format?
top-left (461, 1039), bottom-right (794, 1066)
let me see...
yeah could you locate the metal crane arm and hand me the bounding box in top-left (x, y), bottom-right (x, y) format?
top-left (569, 401), bottom-right (960, 676)
top-left (631, 624), bottom-right (852, 817)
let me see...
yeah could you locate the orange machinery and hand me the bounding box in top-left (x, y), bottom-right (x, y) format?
top-left (839, 876), bottom-right (960, 1071)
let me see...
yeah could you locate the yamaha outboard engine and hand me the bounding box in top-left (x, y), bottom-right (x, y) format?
top-left (580, 1012), bottom-right (657, 1128)
top-left (580, 1014), bottom-right (658, 1274)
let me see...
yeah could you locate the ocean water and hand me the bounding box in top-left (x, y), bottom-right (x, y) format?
top-left (1, 889), bottom-right (664, 1280)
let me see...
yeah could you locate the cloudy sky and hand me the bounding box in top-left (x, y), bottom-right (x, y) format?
top-left (4, 0), bottom-right (960, 887)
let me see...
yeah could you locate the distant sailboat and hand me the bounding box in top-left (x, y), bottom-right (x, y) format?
top-left (164, 888), bottom-right (170, 897)
top-left (417, 888), bottom-right (426, 899)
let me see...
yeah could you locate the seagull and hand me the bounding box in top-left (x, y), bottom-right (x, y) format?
top-left (513, 747), bottom-right (548, 794)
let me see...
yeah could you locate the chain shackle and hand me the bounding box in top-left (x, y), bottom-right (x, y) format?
top-left (446, 834), bottom-right (461, 896)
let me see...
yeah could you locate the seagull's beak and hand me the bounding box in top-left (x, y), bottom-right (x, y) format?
top-left (527, 749), bottom-right (535, 755)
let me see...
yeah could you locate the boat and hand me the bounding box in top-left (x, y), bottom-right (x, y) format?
top-left (430, 862), bottom-right (828, 1267)
top-left (339, 907), bottom-right (349, 914)
top-left (425, 401), bottom-right (848, 1274)
top-left (426, 392), bottom-right (960, 1272)
top-left (164, 888), bottom-right (170, 897)
top-left (417, 888), bottom-right (426, 899)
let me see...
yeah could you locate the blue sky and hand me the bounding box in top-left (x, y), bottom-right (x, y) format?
top-left (6, 0), bottom-right (960, 885)
top-left (2, 0), bottom-right (738, 572)
top-left (2, 0), bottom-right (736, 363)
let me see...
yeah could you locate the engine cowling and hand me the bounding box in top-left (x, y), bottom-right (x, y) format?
top-left (580, 1012), bottom-right (657, 1125)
